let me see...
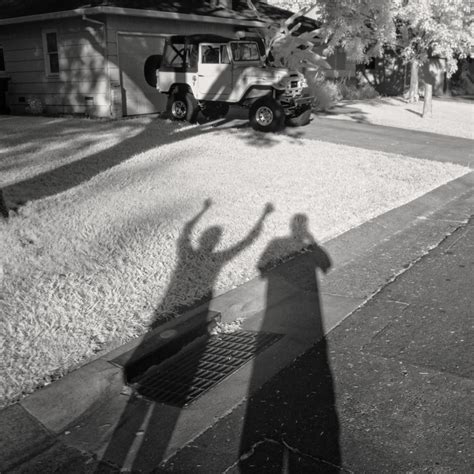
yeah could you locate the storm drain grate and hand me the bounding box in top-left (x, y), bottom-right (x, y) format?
top-left (133, 330), bottom-right (283, 407)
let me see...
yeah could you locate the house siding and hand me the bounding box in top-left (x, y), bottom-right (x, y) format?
top-left (1, 17), bottom-right (110, 116)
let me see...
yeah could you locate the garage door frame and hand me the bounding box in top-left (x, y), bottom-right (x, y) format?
top-left (117, 31), bottom-right (170, 116)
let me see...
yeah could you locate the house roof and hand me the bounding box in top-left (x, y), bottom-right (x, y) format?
top-left (0, 0), bottom-right (293, 22)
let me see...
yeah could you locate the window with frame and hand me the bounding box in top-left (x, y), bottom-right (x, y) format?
top-left (162, 43), bottom-right (186, 67)
top-left (201, 45), bottom-right (220, 64)
top-left (43, 30), bottom-right (59, 75)
top-left (0, 46), bottom-right (5, 71)
top-left (230, 42), bottom-right (260, 62)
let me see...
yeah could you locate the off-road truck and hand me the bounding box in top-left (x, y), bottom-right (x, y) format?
top-left (156, 35), bottom-right (313, 132)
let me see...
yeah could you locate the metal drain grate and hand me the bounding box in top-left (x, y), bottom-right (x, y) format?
top-left (133, 330), bottom-right (283, 407)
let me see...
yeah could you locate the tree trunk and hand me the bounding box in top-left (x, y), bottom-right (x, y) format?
top-left (0, 189), bottom-right (8, 219)
top-left (408, 61), bottom-right (419, 102)
top-left (422, 82), bottom-right (433, 118)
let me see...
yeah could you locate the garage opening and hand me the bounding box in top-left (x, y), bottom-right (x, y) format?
top-left (118, 34), bottom-right (166, 115)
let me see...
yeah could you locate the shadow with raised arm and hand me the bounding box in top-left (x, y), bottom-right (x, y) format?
top-left (96, 199), bottom-right (273, 472)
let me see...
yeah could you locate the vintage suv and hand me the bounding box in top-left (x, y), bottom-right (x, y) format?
top-left (156, 35), bottom-right (313, 132)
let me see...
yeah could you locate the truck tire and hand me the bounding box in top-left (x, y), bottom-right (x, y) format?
top-left (249, 97), bottom-right (285, 132)
top-left (201, 102), bottom-right (229, 120)
top-left (286, 105), bottom-right (312, 127)
top-left (167, 91), bottom-right (199, 123)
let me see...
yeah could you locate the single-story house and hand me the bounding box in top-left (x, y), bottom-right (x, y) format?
top-left (0, 1), bottom-right (263, 117)
top-left (0, 0), bottom-right (354, 117)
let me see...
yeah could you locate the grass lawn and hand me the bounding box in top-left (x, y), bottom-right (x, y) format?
top-left (0, 115), bottom-right (469, 408)
top-left (321, 97), bottom-right (474, 139)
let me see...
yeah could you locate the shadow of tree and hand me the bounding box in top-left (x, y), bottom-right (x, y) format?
top-left (2, 109), bottom-right (297, 210)
top-left (318, 104), bottom-right (370, 124)
top-left (405, 108), bottom-right (423, 117)
top-left (1, 26), bottom-right (318, 214)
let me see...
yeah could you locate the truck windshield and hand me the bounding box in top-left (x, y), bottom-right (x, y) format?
top-left (162, 43), bottom-right (198, 69)
top-left (230, 42), bottom-right (261, 62)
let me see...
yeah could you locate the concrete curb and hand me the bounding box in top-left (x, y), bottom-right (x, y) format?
top-left (19, 306), bottom-right (220, 435)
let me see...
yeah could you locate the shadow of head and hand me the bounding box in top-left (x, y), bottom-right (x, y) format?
top-left (291, 213), bottom-right (309, 241)
top-left (198, 226), bottom-right (223, 252)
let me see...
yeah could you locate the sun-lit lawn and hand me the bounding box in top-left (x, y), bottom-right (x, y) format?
top-left (321, 97), bottom-right (474, 140)
top-left (0, 115), bottom-right (469, 407)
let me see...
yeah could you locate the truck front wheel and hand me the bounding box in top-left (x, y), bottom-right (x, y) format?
top-left (249, 97), bottom-right (285, 133)
top-left (286, 105), bottom-right (312, 127)
top-left (167, 91), bottom-right (199, 123)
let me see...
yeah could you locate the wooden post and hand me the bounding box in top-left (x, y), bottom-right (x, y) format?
top-left (408, 61), bottom-right (419, 102)
top-left (422, 59), bottom-right (435, 118)
top-left (422, 82), bottom-right (433, 117)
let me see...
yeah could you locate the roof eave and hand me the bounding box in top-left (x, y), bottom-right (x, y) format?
top-left (0, 6), bottom-right (267, 27)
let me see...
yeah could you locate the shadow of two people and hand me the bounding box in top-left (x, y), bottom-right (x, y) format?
top-left (98, 199), bottom-right (338, 472)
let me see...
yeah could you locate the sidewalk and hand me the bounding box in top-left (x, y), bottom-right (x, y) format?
top-left (164, 210), bottom-right (473, 472)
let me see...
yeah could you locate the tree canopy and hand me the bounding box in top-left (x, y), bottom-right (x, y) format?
top-left (396, 0), bottom-right (472, 76)
top-left (269, 0), bottom-right (473, 74)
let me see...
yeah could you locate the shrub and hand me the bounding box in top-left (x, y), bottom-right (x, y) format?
top-left (337, 77), bottom-right (380, 100)
top-left (305, 71), bottom-right (342, 111)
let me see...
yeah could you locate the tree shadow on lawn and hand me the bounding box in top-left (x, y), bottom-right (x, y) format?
top-left (1, 117), bottom-right (209, 209)
top-left (320, 96), bottom-right (413, 125)
top-left (200, 113), bottom-right (306, 148)
top-left (318, 103), bottom-right (370, 124)
top-left (1, 114), bottom-right (306, 213)
top-left (405, 108), bottom-right (423, 118)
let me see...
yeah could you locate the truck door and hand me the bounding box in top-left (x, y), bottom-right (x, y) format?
top-left (197, 44), bottom-right (232, 99)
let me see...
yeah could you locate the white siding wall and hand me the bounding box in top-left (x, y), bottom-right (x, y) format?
top-left (1, 17), bottom-right (109, 116)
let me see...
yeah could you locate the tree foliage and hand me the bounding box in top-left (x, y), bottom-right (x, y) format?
top-left (263, 0), bottom-right (472, 114)
top-left (397, 0), bottom-right (473, 76)
top-left (304, 0), bottom-right (472, 75)
top-left (315, 0), bottom-right (398, 62)
top-left (259, 3), bottom-right (329, 71)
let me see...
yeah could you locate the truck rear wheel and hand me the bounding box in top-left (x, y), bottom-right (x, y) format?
top-left (249, 97), bottom-right (285, 133)
top-left (167, 91), bottom-right (199, 123)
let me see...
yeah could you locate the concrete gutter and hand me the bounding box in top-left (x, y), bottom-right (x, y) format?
top-left (0, 7), bottom-right (266, 27)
